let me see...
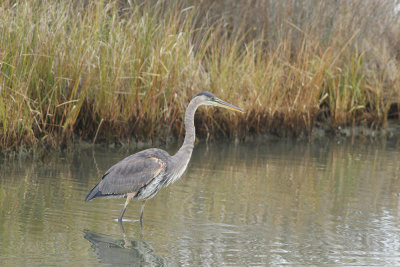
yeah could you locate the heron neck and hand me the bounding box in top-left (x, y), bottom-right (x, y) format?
top-left (174, 98), bottom-right (199, 159)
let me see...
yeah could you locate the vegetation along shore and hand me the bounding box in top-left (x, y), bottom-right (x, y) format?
top-left (1, 0), bottom-right (399, 155)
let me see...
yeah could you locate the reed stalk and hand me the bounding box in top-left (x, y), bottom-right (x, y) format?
top-left (0, 0), bottom-right (399, 154)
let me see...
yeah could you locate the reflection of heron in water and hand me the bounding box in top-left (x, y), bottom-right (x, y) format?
top-left (83, 229), bottom-right (165, 265)
top-left (85, 92), bottom-right (244, 224)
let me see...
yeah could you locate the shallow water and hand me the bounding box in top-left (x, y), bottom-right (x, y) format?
top-left (1, 139), bottom-right (400, 266)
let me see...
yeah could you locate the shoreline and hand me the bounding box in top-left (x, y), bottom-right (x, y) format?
top-left (1, 1), bottom-right (400, 158)
top-left (3, 122), bottom-right (399, 160)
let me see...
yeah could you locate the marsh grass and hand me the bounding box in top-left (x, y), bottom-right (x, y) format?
top-left (1, 0), bottom-right (399, 153)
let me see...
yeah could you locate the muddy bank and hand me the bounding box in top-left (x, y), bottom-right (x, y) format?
top-left (4, 121), bottom-right (399, 161)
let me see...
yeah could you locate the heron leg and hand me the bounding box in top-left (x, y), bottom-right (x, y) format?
top-left (118, 201), bottom-right (128, 222)
top-left (118, 219), bottom-right (125, 232)
top-left (118, 192), bottom-right (136, 222)
top-left (139, 201), bottom-right (146, 226)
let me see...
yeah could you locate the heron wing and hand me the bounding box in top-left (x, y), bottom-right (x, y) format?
top-left (96, 151), bottom-right (167, 196)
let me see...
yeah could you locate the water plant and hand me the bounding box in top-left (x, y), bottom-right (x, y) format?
top-left (0, 0), bottom-right (399, 154)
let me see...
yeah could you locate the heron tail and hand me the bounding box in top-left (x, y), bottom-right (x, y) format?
top-left (85, 183), bottom-right (102, 202)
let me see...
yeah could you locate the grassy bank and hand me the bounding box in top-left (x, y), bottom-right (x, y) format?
top-left (1, 0), bottom-right (399, 154)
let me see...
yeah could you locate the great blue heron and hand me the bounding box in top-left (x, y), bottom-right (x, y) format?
top-left (85, 91), bottom-right (244, 223)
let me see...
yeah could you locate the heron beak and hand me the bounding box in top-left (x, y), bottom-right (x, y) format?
top-left (215, 98), bottom-right (245, 113)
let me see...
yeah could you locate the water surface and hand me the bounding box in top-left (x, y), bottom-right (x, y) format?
top-left (1, 139), bottom-right (400, 265)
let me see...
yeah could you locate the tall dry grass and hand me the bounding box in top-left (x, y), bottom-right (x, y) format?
top-left (0, 0), bottom-right (399, 153)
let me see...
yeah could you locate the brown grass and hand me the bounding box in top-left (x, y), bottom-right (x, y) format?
top-left (0, 0), bottom-right (399, 154)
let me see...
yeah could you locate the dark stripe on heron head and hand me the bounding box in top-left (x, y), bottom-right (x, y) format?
top-left (195, 91), bottom-right (215, 98)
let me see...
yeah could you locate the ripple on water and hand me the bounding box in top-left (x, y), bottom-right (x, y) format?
top-left (1, 141), bottom-right (400, 265)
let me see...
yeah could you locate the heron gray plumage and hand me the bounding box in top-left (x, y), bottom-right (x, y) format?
top-left (85, 91), bottom-right (244, 223)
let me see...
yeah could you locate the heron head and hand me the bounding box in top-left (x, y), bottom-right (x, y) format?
top-left (195, 91), bottom-right (245, 113)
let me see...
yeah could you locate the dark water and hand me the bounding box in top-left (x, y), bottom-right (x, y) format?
top-left (1, 139), bottom-right (400, 266)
